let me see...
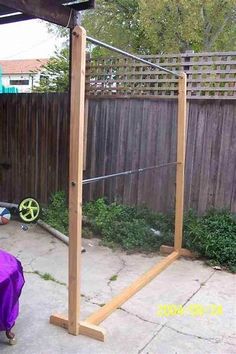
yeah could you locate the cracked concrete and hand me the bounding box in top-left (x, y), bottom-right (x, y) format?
top-left (0, 221), bottom-right (235, 354)
top-left (107, 254), bottom-right (127, 296)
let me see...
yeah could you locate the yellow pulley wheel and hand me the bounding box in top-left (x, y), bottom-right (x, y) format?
top-left (18, 197), bottom-right (40, 223)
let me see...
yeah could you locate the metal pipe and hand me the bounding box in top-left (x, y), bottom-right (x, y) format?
top-left (0, 202), bottom-right (18, 209)
top-left (82, 161), bottom-right (178, 185)
top-left (86, 36), bottom-right (181, 78)
top-left (38, 220), bottom-right (86, 252)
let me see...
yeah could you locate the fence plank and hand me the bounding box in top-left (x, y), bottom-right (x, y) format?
top-left (0, 94), bottom-right (235, 214)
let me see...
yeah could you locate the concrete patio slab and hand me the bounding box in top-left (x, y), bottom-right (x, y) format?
top-left (0, 221), bottom-right (235, 354)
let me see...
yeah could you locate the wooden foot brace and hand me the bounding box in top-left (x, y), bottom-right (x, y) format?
top-left (50, 314), bottom-right (106, 342)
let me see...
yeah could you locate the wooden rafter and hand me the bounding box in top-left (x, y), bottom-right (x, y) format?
top-left (0, 13), bottom-right (33, 25)
top-left (0, 4), bottom-right (18, 15)
top-left (69, 0), bottom-right (95, 11)
top-left (0, 0), bottom-right (79, 28)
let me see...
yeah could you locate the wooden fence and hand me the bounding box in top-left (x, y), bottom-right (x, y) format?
top-left (86, 51), bottom-right (236, 99)
top-left (0, 93), bottom-right (69, 203)
top-left (0, 93), bottom-right (235, 213)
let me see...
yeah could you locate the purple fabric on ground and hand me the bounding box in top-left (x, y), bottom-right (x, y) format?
top-left (0, 249), bottom-right (25, 331)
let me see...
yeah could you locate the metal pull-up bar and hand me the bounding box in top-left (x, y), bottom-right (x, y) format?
top-left (86, 36), bottom-right (181, 78)
top-left (82, 162), bottom-right (178, 185)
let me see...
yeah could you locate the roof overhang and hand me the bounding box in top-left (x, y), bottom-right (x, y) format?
top-left (0, 1), bottom-right (95, 27)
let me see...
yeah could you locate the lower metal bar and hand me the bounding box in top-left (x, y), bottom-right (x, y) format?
top-left (83, 161), bottom-right (178, 185)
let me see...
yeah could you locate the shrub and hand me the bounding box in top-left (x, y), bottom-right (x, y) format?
top-left (83, 198), bottom-right (173, 251)
top-left (42, 191), bottom-right (68, 235)
top-left (184, 210), bottom-right (236, 272)
top-left (43, 193), bottom-right (236, 271)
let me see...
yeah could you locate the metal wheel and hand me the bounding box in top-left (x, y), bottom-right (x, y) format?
top-left (18, 197), bottom-right (40, 223)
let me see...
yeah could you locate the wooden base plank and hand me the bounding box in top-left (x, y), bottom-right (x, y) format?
top-left (50, 314), bottom-right (68, 329)
top-left (50, 253), bottom-right (180, 340)
top-left (50, 314), bottom-right (106, 342)
top-left (85, 251), bottom-right (179, 325)
top-left (160, 245), bottom-right (196, 258)
top-left (79, 321), bottom-right (105, 342)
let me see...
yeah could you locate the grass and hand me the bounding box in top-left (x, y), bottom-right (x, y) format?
top-left (26, 270), bottom-right (67, 286)
top-left (109, 274), bottom-right (118, 282)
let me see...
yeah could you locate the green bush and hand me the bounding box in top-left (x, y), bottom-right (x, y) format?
top-left (43, 193), bottom-right (236, 271)
top-left (83, 198), bottom-right (172, 252)
top-left (84, 200), bottom-right (236, 270)
top-left (184, 210), bottom-right (236, 272)
top-left (42, 191), bottom-right (68, 235)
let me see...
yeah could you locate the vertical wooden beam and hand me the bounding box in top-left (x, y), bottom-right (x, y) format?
top-left (68, 25), bottom-right (86, 335)
top-left (174, 72), bottom-right (187, 251)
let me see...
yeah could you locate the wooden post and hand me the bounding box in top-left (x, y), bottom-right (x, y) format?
top-left (174, 72), bottom-right (187, 251)
top-left (68, 25), bottom-right (86, 335)
top-left (50, 26), bottom-right (106, 340)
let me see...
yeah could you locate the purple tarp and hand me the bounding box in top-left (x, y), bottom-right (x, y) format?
top-left (0, 249), bottom-right (25, 331)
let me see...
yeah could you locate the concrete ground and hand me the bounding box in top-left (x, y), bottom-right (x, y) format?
top-left (0, 221), bottom-right (235, 354)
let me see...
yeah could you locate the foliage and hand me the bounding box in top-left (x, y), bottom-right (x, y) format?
top-left (42, 191), bottom-right (68, 235)
top-left (83, 0), bottom-right (142, 54)
top-left (139, 0), bottom-right (236, 53)
top-left (83, 198), bottom-right (172, 252)
top-left (109, 274), bottom-right (118, 281)
top-left (42, 193), bottom-right (236, 271)
top-left (33, 47), bottom-right (69, 92)
top-left (83, 0), bottom-right (236, 54)
top-left (33, 270), bottom-right (66, 285)
top-left (184, 209), bottom-right (236, 272)
top-left (84, 199), bottom-right (236, 270)
top-left (37, 0), bottom-right (236, 91)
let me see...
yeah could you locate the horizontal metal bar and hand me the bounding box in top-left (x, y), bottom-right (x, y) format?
top-left (82, 162), bottom-right (178, 185)
top-left (86, 36), bottom-right (181, 78)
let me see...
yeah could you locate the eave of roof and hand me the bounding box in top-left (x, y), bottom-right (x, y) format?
top-left (0, 1), bottom-right (95, 27)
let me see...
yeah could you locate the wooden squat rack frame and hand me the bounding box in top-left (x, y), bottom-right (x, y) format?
top-left (50, 26), bottom-right (187, 342)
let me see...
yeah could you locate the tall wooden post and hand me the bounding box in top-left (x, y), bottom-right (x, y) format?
top-left (50, 25), bottom-right (105, 341)
top-left (174, 72), bottom-right (187, 251)
top-left (68, 25), bottom-right (86, 335)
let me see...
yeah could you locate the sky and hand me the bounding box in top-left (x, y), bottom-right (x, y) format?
top-left (0, 20), bottom-right (64, 60)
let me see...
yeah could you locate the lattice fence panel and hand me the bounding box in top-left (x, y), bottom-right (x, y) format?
top-left (85, 51), bottom-right (236, 99)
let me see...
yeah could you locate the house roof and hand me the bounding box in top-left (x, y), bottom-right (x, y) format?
top-left (0, 59), bottom-right (48, 75)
